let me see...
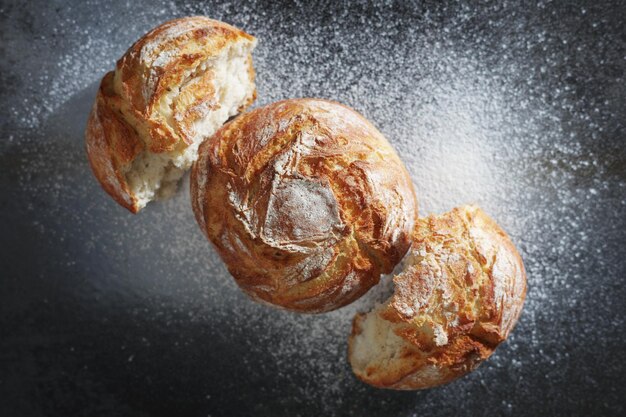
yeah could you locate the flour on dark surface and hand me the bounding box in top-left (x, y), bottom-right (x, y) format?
top-left (1, 1), bottom-right (625, 416)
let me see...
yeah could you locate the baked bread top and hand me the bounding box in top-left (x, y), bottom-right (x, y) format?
top-left (113, 16), bottom-right (256, 153)
top-left (349, 205), bottom-right (526, 389)
top-left (191, 98), bottom-right (418, 312)
top-left (86, 16), bottom-right (257, 212)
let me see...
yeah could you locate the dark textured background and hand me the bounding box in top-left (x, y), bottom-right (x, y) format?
top-left (1, 1), bottom-right (625, 416)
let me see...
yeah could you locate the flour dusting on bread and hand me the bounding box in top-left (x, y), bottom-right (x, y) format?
top-left (124, 41), bottom-right (256, 209)
top-left (191, 99), bottom-right (418, 313)
top-left (86, 16), bottom-right (257, 213)
top-left (349, 206), bottom-right (526, 390)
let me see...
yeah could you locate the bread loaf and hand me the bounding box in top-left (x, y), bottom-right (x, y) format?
top-left (191, 99), bottom-right (418, 313)
top-left (349, 206), bottom-right (526, 389)
top-left (85, 16), bottom-right (257, 213)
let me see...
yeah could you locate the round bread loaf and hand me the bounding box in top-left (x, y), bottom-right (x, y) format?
top-left (191, 99), bottom-right (418, 313)
top-left (349, 205), bottom-right (526, 389)
top-left (85, 16), bottom-right (257, 213)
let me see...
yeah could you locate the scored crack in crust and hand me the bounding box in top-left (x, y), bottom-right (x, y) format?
top-left (85, 16), bottom-right (257, 213)
top-left (191, 99), bottom-right (419, 313)
top-left (349, 205), bottom-right (527, 389)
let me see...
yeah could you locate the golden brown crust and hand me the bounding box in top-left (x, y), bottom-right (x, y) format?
top-left (85, 16), bottom-right (257, 213)
top-left (348, 205), bottom-right (526, 389)
top-left (113, 16), bottom-right (255, 152)
top-left (191, 99), bottom-right (418, 313)
top-left (85, 72), bottom-right (143, 211)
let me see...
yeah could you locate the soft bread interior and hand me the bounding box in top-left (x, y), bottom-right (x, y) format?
top-left (350, 301), bottom-right (413, 375)
top-left (124, 41), bottom-right (255, 210)
top-left (350, 293), bottom-right (447, 390)
top-left (350, 251), bottom-right (444, 384)
top-left (350, 253), bottom-right (419, 377)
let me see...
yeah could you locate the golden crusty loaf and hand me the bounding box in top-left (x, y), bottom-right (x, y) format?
top-left (85, 16), bottom-right (257, 213)
top-left (191, 99), bottom-right (418, 313)
top-left (349, 206), bottom-right (526, 389)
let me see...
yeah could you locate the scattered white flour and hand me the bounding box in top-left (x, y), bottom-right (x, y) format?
top-left (1, 1), bottom-right (625, 416)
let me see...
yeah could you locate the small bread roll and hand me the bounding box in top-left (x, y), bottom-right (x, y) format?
top-left (349, 206), bottom-right (526, 389)
top-left (85, 16), bottom-right (257, 213)
top-left (191, 99), bottom-right (418, 313)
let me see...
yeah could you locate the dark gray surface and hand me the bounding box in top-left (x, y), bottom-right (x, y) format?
top-left (1, 1), bottom-right (625, 416)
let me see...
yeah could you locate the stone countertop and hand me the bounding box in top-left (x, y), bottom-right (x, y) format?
top-left (1, 1), bottom-right (625, 416)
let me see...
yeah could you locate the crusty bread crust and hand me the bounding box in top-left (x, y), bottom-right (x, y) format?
top-left (86, 72), bottom-right (144, 210)
top-left (191, 99), bottom-right (418, 313)
top-left (349, 206), bottom-right (526, 389)
top-left (85, 16), bottom-right (256, 213)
